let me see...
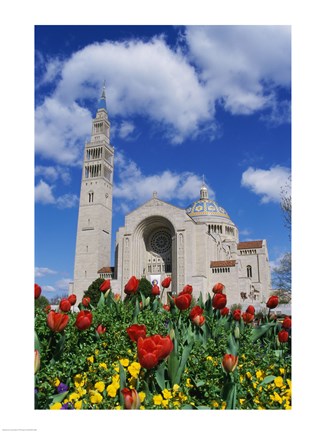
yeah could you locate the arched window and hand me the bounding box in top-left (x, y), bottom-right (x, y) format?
top-left (247, 265), bottom-right (252, 278)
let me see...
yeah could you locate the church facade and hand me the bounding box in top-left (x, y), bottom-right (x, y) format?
top-left (70, 86), bottom-right (271, 307)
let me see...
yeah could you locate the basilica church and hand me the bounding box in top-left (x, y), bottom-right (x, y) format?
top-left (70, 85), bottom-right (271, 307)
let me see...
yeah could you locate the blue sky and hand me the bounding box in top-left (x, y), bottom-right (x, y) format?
top-left (34, 25), bottom-right (291, 300)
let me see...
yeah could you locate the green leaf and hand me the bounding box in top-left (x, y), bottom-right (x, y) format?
top-left (174, 341), bottom-right (194, 384)
top-left (34, 331), bottom-right (41, 353)
top-left (168, 350), bottom-right (180, 386)
top-left (97, 292), bottom-right (105, 308)
top-left (227, 333), bottom-right (239, 356)
top-left (197, 405), bottom-right (210, 410)
top-left (181, 404), bottom-right (194, 409)
top-left (259, 375), bottom-right (276, 386)
top-left (50, 390), bottom-right (69, 404)
top-left (118, 362), bottom-right (127, 408)
top-left (132, 298), bottom-right (140, 323)
top-left (155, 361), bottom-right (166, 391)
top-left (251, 323), bottom-right (276, 342)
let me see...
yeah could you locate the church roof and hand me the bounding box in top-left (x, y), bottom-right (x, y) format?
top-left (237, 240), bottom-right (263, 249)
top-left (98, 266), bottom-right (114, 273)
top-left (186, 183), bottom-right (231, 222)
top-left (210, 260), bottom-right (236, 268)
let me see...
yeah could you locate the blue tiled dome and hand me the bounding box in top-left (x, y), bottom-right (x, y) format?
top-left (186, 183), bottom-right (231, 222)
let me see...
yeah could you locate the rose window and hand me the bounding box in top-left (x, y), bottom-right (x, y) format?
top-left (150, 231), bottom-right (172, 254)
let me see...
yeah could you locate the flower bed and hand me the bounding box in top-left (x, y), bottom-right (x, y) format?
top-left (34, 280), bottom-right (291, 410)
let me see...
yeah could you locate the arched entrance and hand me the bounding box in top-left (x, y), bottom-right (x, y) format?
top-left (133, 216), bottom-right (175, 280)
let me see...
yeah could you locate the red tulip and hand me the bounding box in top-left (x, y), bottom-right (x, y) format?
top-left (59, 298), bottom-right (71, 312)
top-left (212, 282), bottom-right (225, 294)
top-left (278, 329), bottom-right (289, 343)
top-left (127, 324), bottom-right (147, 342)
top-left (96, 324), bottom-right (106, 335)
top-left (181, 285), bottom-right (193, 295)
top-left (163, 304), bottom-right (170, 311)
top-left (124, 276), bottom-right (139, 295)
top-left (68, 294), bottom-right (77, 306)
top-left (282, 316), bottom-right (291, 329)
top-left (220, 307), bottom-right (230, 316)
top-left (100, 279), bottom-right (111, 293)
top-left (114, 294), bottom-right (121, 301)
top-left (82, 297), bottom-right (91, 307)
top-left (212, 293), bottom-right (227, 309)
top-left (246, 305), bottom-right (255, 315)
top-left (232, 309), bottom-right (241, 321)
top-left (137, 335), bottom-right (173, 369)
top-left (242, 312), bottom-right (254, 324)
top-left (46, 310), bottom-right (69, 332)
top-left (44, 305), bottom-right (51, 314)
top-left (35, 283), bottom-right (42, 299)
top-left (75, 310), bottom-right (93, 331)
top-left (121, 388), bottom-right (141, 409)
top-left (189, 305), bottom-right (204, 320)
top-left (175, 293), bottom-right (192, 310)
top-left (222, 354), bottom-right (239, 373)
top-left (151, 284), bottom-right (160, 296)
top-left (266, 295), bottom-right (279, 309)
top-left (189, 305), bottom-right (205, 326)
top-left (161, 277), bottom-right (172, 288)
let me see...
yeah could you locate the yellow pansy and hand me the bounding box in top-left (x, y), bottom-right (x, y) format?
top-left (69, 392), bottom-right (80, 402)
top-left (140, 406), bottom-right (145, 410)
top-left (279, 367), bottom-right (285, 375)
top-left (153, 394), bottom-right (163, 405)
top-left (77, 388), bottom-right (86, 397)
top-left (239, 398), bottom-right (245, 405)
top-left (115, 405), bottom-right (121, 410)
top-left (221, 402), bottom-right (227, 410)
top-left (173, 401), bottom-right (180, 408)
top-left (186, 378), bottom-right (193, 388)
top-left (162, 399), bottom-right (169, 408)
top-left (173, 384), bottom-right (180, 393)
top-left (162, 389), bottom-right (172, 400)
top-left (256, 370), bottom-right (264, 380)
top-left (119, 358), bottom-right (130, 367)
top-left (178, 392), bottom-right (187, 402)
top-left (99, 362), bottom-right (107, 369)
top-left (274, 376), bottom-right (284, 388)
top-left (206, 356), bottom-right (213, 361)
top-left (87, 355), bottom-right (94, 363)
top-left (74, 373), bottom-right (87, 388)
top-left (128, 362), bottom-right (141, 378)
top-left (212, 401), bottom-right (219, 408)
top-left (74, 400), bottom-right (82, 409)
top-left (139, 392), bottom-right (146, 402)
top-left (270, 392), bottom-right (283, 404)
top-left (50, 402), bottom-right (62, 410)
top-left (90, 391), bottom-right (103, 404)
top-left (95, 349), bottom-right (100, 355)
top-left (52, 378), bottom-right (60, 387)
top-left (246, 371), bottom-right (252, 380)
top-left (95, 381), bottom-right (105, 393)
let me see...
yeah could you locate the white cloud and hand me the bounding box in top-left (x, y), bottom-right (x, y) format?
top-left (35, 98), bottom-right (92, 165)
top-left (114, 151), bottom-right (214, 208)
top-left (35, 180), bottom-right (56, 204)
top-left (185, 26), bottom-right (291, 115)
top-left (35, 165), bottom-right (71, 184)
top-left (35, 180), bottom-right (79, 209)
top-left (241, 165), bottom-right (291, 203)
top-left (118, 120), bottom-right (135, 139)
top-left (35, 267), bottom-right (57, 277)
top-left (35, 27), bottom-right (291, 166)
top-left (42, 285), bottom-right (57, 293)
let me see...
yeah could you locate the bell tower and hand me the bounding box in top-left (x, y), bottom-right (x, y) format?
top-left (71, 82), bottom-right (114, 301)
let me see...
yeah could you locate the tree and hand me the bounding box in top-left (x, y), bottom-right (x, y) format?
top-left (35, 295), bottom-right (50, 310)
top-left (83, 278), bottom-right (105, 307)
top-left (280, 175), bottom-right (291, 237)
top-left (272, 252), bottom-right (291, 303)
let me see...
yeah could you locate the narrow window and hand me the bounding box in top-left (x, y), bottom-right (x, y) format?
top-left (247, 265), bottom-right (252, 278)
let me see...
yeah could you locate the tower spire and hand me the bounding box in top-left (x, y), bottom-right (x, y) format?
top-left (98, 80), bottom-right (107, 111)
